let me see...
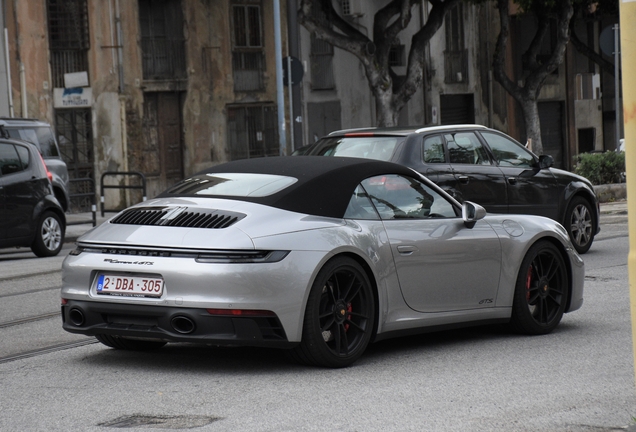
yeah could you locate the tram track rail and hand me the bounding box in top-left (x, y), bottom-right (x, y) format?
top-left (0, 311), bottom-right (61, 329)
top-left (0, 268), bottom-right (61, 283)
top-left (0, 340), bottom-right (97, 364)
top-left (0, 285), bottom-right (61, 299)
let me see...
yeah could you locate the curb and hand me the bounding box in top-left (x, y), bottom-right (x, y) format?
top-left (594, 183), bottom-right (627, 203)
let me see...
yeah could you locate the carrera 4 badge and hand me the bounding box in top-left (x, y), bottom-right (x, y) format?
top-left (103, 258), bottom-right (154, 266)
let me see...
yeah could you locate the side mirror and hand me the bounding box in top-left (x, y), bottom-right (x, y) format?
top-left (462, 201), bottom-right (487, 229)
top-left (538, 154), bottom-right (554, 169)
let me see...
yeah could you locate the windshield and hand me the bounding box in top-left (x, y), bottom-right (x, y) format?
top-left (163, 173), bottom-right (298, 197)
top-left (308, 136), bottom-right (399, 161)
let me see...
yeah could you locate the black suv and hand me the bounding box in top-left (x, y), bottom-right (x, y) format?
top-left (0, 118), bottom-right (70, 211)
top-left (0, 138), bottom-right (66, 256)
top-left (300, 124), bottom-right (600, 254)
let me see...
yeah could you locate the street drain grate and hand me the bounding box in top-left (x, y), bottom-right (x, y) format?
top-left (98, 414), bottom-right (222, 429)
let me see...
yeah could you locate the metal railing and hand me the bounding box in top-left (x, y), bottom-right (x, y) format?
top-left (100, 171), bottom-right (147, 217)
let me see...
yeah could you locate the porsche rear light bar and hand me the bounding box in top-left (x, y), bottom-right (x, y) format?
top-left (206, 308), bottom-right (277, 317)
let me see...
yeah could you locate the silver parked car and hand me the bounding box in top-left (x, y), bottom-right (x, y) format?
top-left (61, 157), bottom-right (584, 367)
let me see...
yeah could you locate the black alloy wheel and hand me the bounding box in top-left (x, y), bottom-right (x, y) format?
top-left (565, 196), bottom-right (594, 254)
top-left (31, 211), bottom-right (64, 257)
top-left (95, 334), bottom-right (167, 351)
top-left (290, 257), bottom-right (375, 368)
top-left (510, 241), bottom-right (569, 335)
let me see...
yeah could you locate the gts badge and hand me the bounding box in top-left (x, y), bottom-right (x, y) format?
top-left (479, 298), bottom-right (493, 305)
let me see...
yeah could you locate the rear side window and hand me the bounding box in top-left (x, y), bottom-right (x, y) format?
top-left (0, 143), bottom-right (25, 175)
top-left (310, 137), bottom-right (398, 161)
top-left (6, 127), bottom-right (60, 158)
top-left (423, 135), bottom-right (446, 163)
top-left (15, 144), bottom-right (30, 170)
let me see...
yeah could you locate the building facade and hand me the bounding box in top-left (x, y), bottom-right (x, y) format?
top-left (0, 0), bottom-right (621, 211)
top-left (3, 0), bottom-right (287, 208)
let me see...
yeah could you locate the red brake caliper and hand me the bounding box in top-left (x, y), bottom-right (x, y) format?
top-left (344, 303), bottom-right (353, 331)
top-left (526, 265), bottom-right (533, 301)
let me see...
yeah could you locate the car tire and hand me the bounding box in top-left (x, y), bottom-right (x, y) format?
top-left (289, 256), bottom-right (375, 368)
top-left (95, 334), bottom-right (167, 351)
top-left (31, 211), bottom-right (64, 257)
top-left (509, 241), bottom-right (569, 335)
top-left (565, 196), bottom-right (595, 254)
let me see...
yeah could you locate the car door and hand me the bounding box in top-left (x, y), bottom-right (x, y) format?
top-left (0, 142), bottom-right (40, 240)
top-left (360, 174), bottom-right (502, 313)
top-left (478, 131), bottom-right (560, 220)
top-left (445, 131), bottom-right (508, 214)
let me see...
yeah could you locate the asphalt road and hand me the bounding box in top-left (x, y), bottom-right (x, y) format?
top-left (0, 217), bottom-right (634, 431)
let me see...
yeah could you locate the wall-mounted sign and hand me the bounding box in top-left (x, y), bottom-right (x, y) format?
top-left (54, 87), bottom-right (92, 108)
top-left (64, 71), bottom-right (89, 88)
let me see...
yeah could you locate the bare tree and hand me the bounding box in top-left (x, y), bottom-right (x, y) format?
top-left (298, 0), bottom-right (461, 127)
top-left (492, 0), bottom-right (573, 155)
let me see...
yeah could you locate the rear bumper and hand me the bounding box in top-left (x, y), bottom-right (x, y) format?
top-left (61, 300), bottom-right (294, 348)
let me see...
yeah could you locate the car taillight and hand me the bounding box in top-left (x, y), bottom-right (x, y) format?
top-left (37, 152), bottom-right (53, 183)
top-left (206, 308), bottom-right (276, 317)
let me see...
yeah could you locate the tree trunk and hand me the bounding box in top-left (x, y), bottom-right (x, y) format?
top-left (521, 99), bottom-right (543, 154)
top-left (492, 0), bottom-right (573, 158)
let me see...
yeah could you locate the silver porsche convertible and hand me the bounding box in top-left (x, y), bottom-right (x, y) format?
top-left (61, 156), bottom-right (584, 368)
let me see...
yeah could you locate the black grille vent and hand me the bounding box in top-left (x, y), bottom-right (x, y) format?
top-left (111, 207), bottom-right (245, 229)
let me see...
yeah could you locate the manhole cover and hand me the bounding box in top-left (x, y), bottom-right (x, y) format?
top-left (98, 414), bottom-right (221, 429)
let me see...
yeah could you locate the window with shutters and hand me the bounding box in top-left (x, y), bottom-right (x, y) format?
top-left (139, 0), bottom-right (187, 80)
top-left (444, 3), bottom-right (467, 84)
top-left (47, 0), bottom-right (90, 88)
top-left (310, 33), bottom-right (335, 90)
top-left (232, 2), bottom-right (265, 92)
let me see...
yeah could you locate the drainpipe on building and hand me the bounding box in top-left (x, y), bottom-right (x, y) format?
top-left (274, 0), bottom-right (287, 156)
top-left (19, 61), bottom-right (26, 117)
top-left (4, 28), bottom-right (13, 117)
top-left (115, 0), bottom-right (127, 172)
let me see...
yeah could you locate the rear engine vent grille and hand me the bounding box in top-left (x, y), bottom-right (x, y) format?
top-left (111, 207), bottom-right (245, 229)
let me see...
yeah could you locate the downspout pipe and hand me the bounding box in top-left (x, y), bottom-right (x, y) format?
top-left (274, 0), bottom-right (287, 155)
top-left (115, 0), bottom-right (124, 93)
top-left (19, 61), bottom-right (26, 117)
top-left (4, 28), bottom-right (13, 117)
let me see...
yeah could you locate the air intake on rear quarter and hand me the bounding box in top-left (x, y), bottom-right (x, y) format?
top-left (111, 207), bottom-right (245, 229)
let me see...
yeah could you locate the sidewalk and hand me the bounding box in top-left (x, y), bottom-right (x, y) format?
top-left (64, 211), bottom-right (110, 243)
top-left (62, 199), bottom-right (630, 244)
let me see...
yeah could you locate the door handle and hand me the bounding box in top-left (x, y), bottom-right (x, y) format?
top-left (397, 245), bottom-right (418, 255)
top-left (507, 177), bottom-right (517, 185)
top-left (458, 175), bottom-right (469, 184)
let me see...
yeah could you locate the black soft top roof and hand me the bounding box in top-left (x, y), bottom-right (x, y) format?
top-left (161, 156), bottom-right (418, 218)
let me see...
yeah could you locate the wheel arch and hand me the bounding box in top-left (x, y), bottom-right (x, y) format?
top-left (560, 185), bottom-right (599, 231)
top-left (52, 185), bottom-right (69, 212)
top-left (323, 251), bottom-right (381, 342)
top-left (529, 236), bottom-right (575, 312)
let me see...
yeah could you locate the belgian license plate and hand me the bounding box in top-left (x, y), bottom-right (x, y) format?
top-left (96, 274), bottom-right (164, 297)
